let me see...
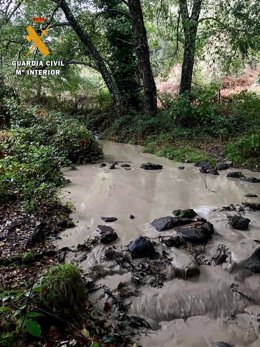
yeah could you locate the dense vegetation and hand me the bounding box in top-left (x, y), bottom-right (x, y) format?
top-left (0, 0), bottom-right (260, 346)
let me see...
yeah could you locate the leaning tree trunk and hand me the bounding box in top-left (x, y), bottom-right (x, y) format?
top-left (128, 0), bottom-right (157, 115)
top-left (179, 0), bottom-right (202, 95)
top-left (56, 0), bottom-right (124, 113)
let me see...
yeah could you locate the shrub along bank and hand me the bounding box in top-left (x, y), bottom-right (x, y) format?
top-left (0, 87), bottom-right (103, 346)
top-left (87, 87), bottom-right (260, 169)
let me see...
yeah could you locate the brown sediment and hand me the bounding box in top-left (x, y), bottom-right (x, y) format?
top-left (58, 140), bottom-right (260, 346)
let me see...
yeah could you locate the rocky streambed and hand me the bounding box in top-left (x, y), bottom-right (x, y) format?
top-left (57, 141), bottom-right (260, 347)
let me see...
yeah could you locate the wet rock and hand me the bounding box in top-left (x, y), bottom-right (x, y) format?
top-left (151, 216), bottom-right (180, 231)
top-left (244, 193), bottom-right (258, 198)
top-left (129, 215), bottom-right (135, 219)
top-left (227, 171), bottom-right (245, 178)
top-left (177, 222), bottom-right (214, 244)
top-left (140, 162), bottom-right (163, 170)
top-left (104, 248), bottom-right (121, 260)
top-left (109, 161), bottom-right (118, 169)
top-left (194, 161), bottom-right (211, 168)
top-left (216, 162), bottom-right (229, 170)
top-left (243, 202), bottom-right (260, 210)
top-left (101, 216), bottom-right (118, 223)
top-left (215, 343), bottom-right (233, 347)
top-left (241, 177), bottom-right (260, 183)
top-left (121, 163), bottom-right (131, 168)
top-left (97, 225), bottom-right (118, 244)
top-left (209, 168), bottom-right (219, 175)
top-left (163, 235), bottom-right (184, 248)
top-left (200, 165), bottom-right (209, 173)
top-left (128, 236), bottom-right (156, 259)
top-left (228, 215), bottom-right (250, 230)
top-left (173, 209), bottom-right (197, 219)
top-left (240, 248), bottom-right (260, 273)
top-left (99, 163), bottom-right (106, 167)
top-left (178, 166), bottom-right (185, 170)
top-left (170, 249), bottom-right (200, 278)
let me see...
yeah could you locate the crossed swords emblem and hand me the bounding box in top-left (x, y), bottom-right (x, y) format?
top-left (26, 25), bottom-right (50, 57)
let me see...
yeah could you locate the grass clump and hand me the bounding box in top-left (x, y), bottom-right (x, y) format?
top-left (41, 264), bottom-right (86, 316)
top-left (225, 133), bottom-right (260, 167)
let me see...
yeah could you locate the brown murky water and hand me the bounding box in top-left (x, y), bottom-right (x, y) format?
top-left (57, 141), bottom-right (260, 347)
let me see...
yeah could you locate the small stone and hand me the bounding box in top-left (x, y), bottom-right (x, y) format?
top-left (173, 209), bottom-right (197, 219)
top-left (121, 163), bottom-right (131, 168)
top-left (140, 162), bottom-right (163, 170)
top-left (97, 225), bottom-right (118, 244)
top-left (151, 216), bottom-right (180, 231)
top-left (200, 165), bottom-right (209, 173)
top-left (227, 172), bottom-right (245, 178)
top-left (215, 343), bottom-right (233, 347)
top-left (244, 193), bottom-right (258, 198)
top-left (243, 202), bottom-right (260, 210)
top-left (228, 215), bottom-right (250, 230)
top-left (194, 161), bottom-right (211, 168)
top-left (178, 166), bottom-right (185, 170)
top-left (241, 177), bottom-right (260, 183)
top-left (209, 168), bottom-right (219, 175)
top-left (109, 161), bottom-right (118, 169)
top-left (216, 163), bottom-right (229, 170)
top-left (99, 163), bottom-right (106, 167)
top-left (226, 161), bottom-right (233, 166)
top-left (129, 215), bottom-right (135, 219)
top-left (101, 216), bottom-right (118, 223)
top-left (128, 236), bottom-right (156, 259)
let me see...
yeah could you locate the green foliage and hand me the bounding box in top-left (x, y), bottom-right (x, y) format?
top-left (0, 102), bottom-right (103, 210)
top-left (225, 133), bottom-right (260, 165)
top-left (144, 138), bottom-right (212, 164)
top-left (0, 287), bottom-right (44, 346)
top-left (41, 264), bottom-right (86, 316)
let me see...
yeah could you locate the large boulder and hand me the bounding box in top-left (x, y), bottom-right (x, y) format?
top-left (128, 236), bottom-right (156, 259)
top-left (140, 162), bottom-right (163, 170)
top-left (151, 216), bottom-right (180, 231)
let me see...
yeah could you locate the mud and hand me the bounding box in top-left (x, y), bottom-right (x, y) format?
top-left (57, 141), bottom-right (260, 347)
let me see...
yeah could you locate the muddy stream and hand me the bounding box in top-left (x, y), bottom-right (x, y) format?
top-left (57, 141), bottom-right (260, 347)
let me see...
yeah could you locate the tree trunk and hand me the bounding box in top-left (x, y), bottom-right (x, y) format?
top-left (128, 0), bottom-right (157, 115)
top-left (179, 0), bottom-right (202, 95)
top-left (56, 0), bottom-right (124, 113)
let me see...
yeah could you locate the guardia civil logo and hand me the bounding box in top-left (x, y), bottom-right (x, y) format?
top-left (26, 17), bottom-right (50, 57)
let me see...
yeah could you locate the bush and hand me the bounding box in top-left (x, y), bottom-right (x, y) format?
top-left (0, 106), bottom-right (103, 209)
top-left (41, 264), bottom-right (86, 316)
top-left (225, 133), bottom-right (260, 165)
